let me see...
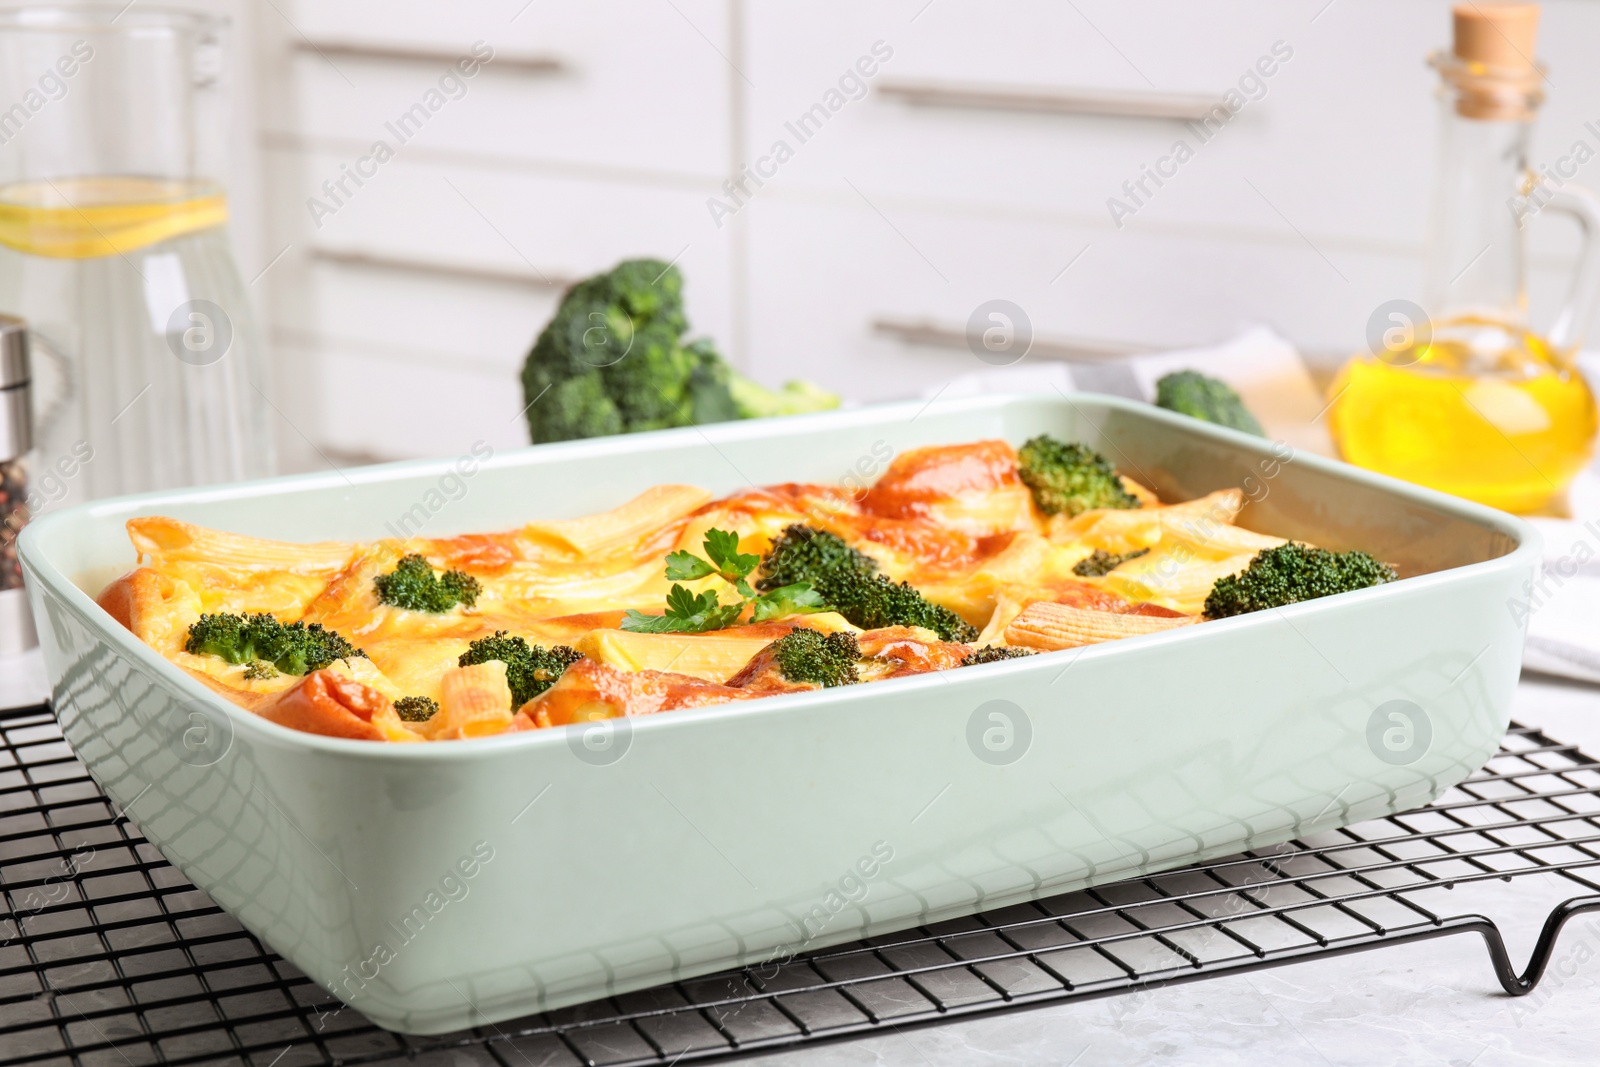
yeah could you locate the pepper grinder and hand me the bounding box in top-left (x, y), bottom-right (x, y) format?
top-left (0, 315), bottom-right (37, 655)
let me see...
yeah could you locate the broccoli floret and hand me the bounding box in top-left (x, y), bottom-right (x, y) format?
top-left (394, 696), bottom-right (439, 722)
top-left (729, 376), bottom-right (844, 419)
top-left (458, 632), bottom-right (583, 708)
top-left (757, 524), bottom-right (881, 590)
top-left (771, 628), bottom-right (861, 687)
top-left (1155, 371), bottom-right (1264, 436)
top-left (185, 613), bottom-right (366, 675)
top-left (242, 661), bottom-right (279, 681)
top-left (835, 575), bottom-right (979, 643)
top-left (374, 554), bottom-right (481, 613)
top-left (1204, 543), bottom-right (1397, 619)
top-left (1072, 547), bottom-right (1150, 577)
top-left (1017, 435), bottom-right (1142, 517)
top-left (520, 259), bottom-right (839, 444)
top-left (756, 525), bottom-right (978, 643)
top-left (960, 646), bottom-right (1036, 667)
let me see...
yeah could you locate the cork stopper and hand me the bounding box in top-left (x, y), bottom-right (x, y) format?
top-left (1438, 2), bottom-right (1543, 120)
top-left (1453, 3), bottom-right (1539, 70)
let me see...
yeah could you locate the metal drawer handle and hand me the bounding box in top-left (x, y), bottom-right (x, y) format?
top-left (312, 247), bottom-right (575, 289)
top-left (872, 317), bottom-right (1151, 363)
top-left (877, 78), bottom-right (1223, 122)
top-left (293, 39), bottom-right (564, 75)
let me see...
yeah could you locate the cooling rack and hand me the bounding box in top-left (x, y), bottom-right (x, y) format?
top-left (3, 701), bottom-right (1600, 1067)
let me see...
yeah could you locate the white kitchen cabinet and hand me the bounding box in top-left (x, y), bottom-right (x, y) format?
top-left (737, 0), bottom-right (1600, 391)
top-left (283, 339), bottom-right (533, 462)
top-left (259, 146), bottom-right (733, 460)
top-left (743, 194), bottom-right (1424, 402)
top-left (250, 0), bottom-right (1600, 467)
top-left (266, 0), bottom-right (732, 179)
top-left (264, 148), bottom-right (734, 361)
top-left (741, 0), bottom-right (1439, 243)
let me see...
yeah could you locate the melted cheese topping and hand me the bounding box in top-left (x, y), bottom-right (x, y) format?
top-left (104, 439), bottom-right (1283, 740)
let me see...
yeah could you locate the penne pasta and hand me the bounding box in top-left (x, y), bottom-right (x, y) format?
top-left (579, 628), bottom-right (780, 681)
top-left (485, 556), bottom-right (674, 612)
top-left (523, 485), bottom-right (713, 558)
top-left (126, 517), bottom-right (357, 620)
top-left (129, 516), bottom-right (356, 573)
top-left (431, 661), bottom-right (515, 739)
top-left (1005, 601), bottom-right (1197, 650)
top-left (577, 614), bottom-right (858, 682)
top-left (1103, 554), bottom-right (1258, 614)
top-left (1161, 519), bottom-right (1285, 558)
top-left (103, 435), bottom-right (1389, 743)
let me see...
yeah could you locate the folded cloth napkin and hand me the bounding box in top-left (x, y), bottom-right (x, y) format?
top-left (932, 328), bottom-right (1600, 687)
top-left (934, 325), bottom-right (1336, 456)
top-left (1514, 352), bottom-right (1600, 684)
top-left (1522, 470), bottom-right (1600, 685)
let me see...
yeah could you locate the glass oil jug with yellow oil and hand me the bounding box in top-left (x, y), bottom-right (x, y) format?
top-left (1329, 2), bottom-right (1600, 514)
top-left (0, 7), bottom-right (273, 500)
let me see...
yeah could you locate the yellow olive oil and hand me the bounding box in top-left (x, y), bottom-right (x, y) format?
top-left (1328, 316), bottom-right (1597, 513)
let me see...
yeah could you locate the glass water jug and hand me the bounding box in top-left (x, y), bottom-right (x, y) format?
top-left (0, 6), bottom-right (273, 500)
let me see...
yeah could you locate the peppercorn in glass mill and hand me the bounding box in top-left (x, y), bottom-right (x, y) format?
top-left (0, 316), bottom-right (36, 655)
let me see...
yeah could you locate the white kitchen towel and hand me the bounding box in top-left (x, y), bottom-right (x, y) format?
top-left (1522, 469), bottom-right (1600, 684)
top-left (1515, 351), bottom-right (1600, 684)
top-left (934, 325), bottom-right (1337, 456)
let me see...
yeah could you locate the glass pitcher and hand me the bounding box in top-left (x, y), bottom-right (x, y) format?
top-left (0, 6), bottom-right (273, 501)
top-left (1328, 2), bottom-right (1600, 514)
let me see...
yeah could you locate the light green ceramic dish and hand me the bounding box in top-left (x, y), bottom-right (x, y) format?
top-left (17, 394), bottom-right (1539, 1034)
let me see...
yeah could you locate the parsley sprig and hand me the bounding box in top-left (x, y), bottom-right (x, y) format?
top-left (621, 528), bottom-right (825, 633)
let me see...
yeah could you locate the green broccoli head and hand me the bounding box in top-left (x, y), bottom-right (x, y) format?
top-left (1017, 435), bottom-right (1142, 518)
top-left (728, 376), bottom-right (842, 419)
top-left (1204, 543), bottom-right (1397, 619)
top-left (521, 259), bottom-right (839, 444)
top-left (1155, 371), bottom-right (1264, 436)
top-left (394, 696), bottom-right (439, 722)
top-left (185, 613), bottom-right (366, 675)
top-left (756, 524), bottom-right (881, 591)
top-left (458, 632), bottom-right (584, 708)
top-left (521, 259), bottom-right (701, 443)
top-left (374, 554), bottom-right (481, 613)
top-left (771, 628), bottom-right (861, 687)
top-left (756, 525), bottom-right (978, 642)
top-left (835, 574), bottom-right (979, 642)
top-left (960, 645), bottom-right (1036, 667)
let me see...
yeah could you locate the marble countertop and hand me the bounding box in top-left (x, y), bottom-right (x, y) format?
top-left (743, 674), bottom-right (1600, 1067)
top-left (0, 646), bottom-right (47, 709)
top-left (5, 652), bottom-right (1596, 1065)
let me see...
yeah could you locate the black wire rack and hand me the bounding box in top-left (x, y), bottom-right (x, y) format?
top-left (5, 700), bottom-right (1600, 1067)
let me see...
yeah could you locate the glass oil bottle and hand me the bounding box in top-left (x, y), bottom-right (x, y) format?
top-left (1329, 3), bottom-right (1600, 513)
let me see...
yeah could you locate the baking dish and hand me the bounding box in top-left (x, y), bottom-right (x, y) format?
top-left (17, 393), bottom-right (1537, 1034)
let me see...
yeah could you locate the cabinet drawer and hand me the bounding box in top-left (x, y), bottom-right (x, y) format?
top-left (286, 340), bottom-right (531, 462)
top-left (262, 147), bottom-right (736, 368)
top-left (277, 257), bottom-right (558, 376)
top-left (742, 0), bottom-right (1554, 246)
top-left (269, 0), bottom-right (731, 178)
top-left (743, 197), bottom-right (1418, 404)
